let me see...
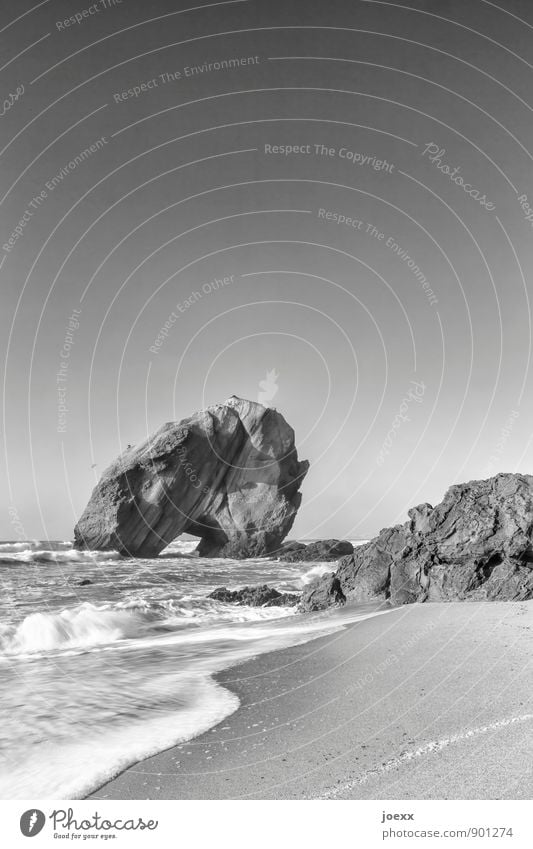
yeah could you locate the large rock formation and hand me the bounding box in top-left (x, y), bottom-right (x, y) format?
top-left (300, 473), bottom-right (533, 610)
top-left (74, 397), bottom-right (309, 558)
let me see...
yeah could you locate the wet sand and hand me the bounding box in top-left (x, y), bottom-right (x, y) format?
top-left (90, 601), bottom-right (533, 800)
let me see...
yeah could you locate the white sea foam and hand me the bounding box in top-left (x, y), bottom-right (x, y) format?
top-left (0, 605), bottom-right (150, 654)
top-left (299, 564), bottom-right (336, 585)
top-left (0, 602), bottom-right (391, 798)
top-left (0, 547), bottom-right (122, 565)
top-left (0, 537), bottom-right (386, 800)
top-left (0, 599), bottom-right (297, 657)
top-left (0, 674), bottom-right (239, 799)
top-left (297, 541), bottom-right (368, 585)
top-left (0, 541), bottom-right (35, 552)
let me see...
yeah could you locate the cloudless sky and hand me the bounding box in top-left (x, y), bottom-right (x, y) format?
top-left (2, 0), bottom-right (533, 541)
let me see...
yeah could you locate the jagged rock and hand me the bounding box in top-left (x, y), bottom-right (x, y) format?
top-left (74, 397), bottom-right (309, 558)
top-left (208, 585), bottom-right (299, 607)
top-left (299, 574), bottom-right (346, 611)
top-left (300, 474), bottom-right (533, 610)
top-left (280, 539), bottom-right (354, 562)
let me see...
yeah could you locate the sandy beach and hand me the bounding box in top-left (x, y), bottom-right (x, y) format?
top-left (90, 601), bottom-right (533, 800)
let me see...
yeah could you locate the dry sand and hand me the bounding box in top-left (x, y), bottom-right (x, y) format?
top-left (90, 601), bottom-right (533, 800)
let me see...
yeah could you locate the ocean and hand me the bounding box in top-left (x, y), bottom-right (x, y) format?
top-left (0, 538), bottom-right (381, 799)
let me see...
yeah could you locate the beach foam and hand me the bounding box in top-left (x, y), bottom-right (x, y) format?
top-left (0, 537), bottom-right (384, 799)
top-left (0, 674), bottom-right (239, 799)
top-left (0, 605), bottom-right (391, 798)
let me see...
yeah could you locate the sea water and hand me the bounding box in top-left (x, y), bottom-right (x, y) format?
top-left (0, 538), bottom-right (380, 799)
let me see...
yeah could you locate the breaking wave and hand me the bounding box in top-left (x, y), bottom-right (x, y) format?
top-left (0, 598), bottom-right (297, 657)
top-left (0, 546), bottom-right (122, 566)
top-left (0, 536), bottom-right (376, 798)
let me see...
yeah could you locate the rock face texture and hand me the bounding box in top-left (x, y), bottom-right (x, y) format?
top-left (299, 574), bottom-right (346, 611)
top-left (300, 474), bottom-right (533, 610)
top-left (208, 585), bottom-right (299, 607)
top-left (279, 539), bottom-right (354, 562)
top-left (74, 397), bottom-right (309, 558)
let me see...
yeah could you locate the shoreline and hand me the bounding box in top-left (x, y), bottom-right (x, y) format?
top-left (90, 600), bottom-right (533, 800)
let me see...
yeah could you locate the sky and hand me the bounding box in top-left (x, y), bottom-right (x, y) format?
top-left (2, 0), bottom-right (533, 541)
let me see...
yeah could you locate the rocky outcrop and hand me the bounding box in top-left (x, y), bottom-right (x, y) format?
top-left (74, 397), bottom-right (309, 558)
top-left (208, 585), bottom-right (299, 607)
top-left (300, 474), bottom-right (533, 610)
top-left (279, 539), bottom-right (354, 562)
top-left (298, 574), bottom-right (346, 611)
top-left (276, 541), bottom-right (307, 557)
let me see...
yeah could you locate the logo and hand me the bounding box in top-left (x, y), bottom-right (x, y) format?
top-left (20, 810), bottom-right (45, 837)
